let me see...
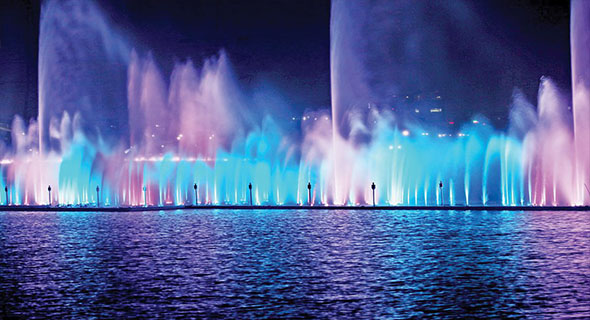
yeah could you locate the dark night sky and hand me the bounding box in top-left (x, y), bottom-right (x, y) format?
top-left (0, 0), bottom-right (572, 128)
top-left (101, 0), bottom-right (332, 112)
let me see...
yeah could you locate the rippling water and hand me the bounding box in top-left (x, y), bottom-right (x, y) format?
top-left (1, 209), bottom-right (589, 318)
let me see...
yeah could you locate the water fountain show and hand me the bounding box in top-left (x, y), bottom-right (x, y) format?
top-left (0, 0), bottom-right (588, 208)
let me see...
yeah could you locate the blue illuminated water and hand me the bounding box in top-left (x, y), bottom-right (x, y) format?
top-left (1, 209), bottom-right (589, 318)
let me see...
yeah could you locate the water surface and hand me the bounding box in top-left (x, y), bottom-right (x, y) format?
top-left (1, 209), bottom-right (589, 318)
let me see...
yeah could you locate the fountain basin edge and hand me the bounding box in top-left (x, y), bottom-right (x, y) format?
top-left (0, 205), bottom-right (588, 212)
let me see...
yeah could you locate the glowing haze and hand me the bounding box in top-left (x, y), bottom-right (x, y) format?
top-left (0, 0), bottom-right (588, 207)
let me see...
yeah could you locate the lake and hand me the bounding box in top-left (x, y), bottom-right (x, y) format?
top-left (1, 209), bottom-right (589, 318)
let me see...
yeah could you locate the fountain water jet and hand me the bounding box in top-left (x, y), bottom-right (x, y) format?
top-left (571, 0), bottom-right (590, 205)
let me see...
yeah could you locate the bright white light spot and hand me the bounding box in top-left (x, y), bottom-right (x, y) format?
top-left (388, 145), bottom-right (394, 150)
top-left (161, 144), bottom-right (165, 148)
top-left (430, 108), bottom-right (442, 113)
top-left (421, 132), bottom-right (429, 136)
top-left (397, 145), bottom-right (402, 149)
top-left (472, 120), bottom-right (479, 124)
top-left (155, 124), bottom-right (159, 128)
top-left (402, 130), bottom-right (410, 136)
top-left (414, 108), bottom-right (420, 113)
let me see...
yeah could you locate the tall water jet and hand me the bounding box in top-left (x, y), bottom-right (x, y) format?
top-left (38, 0), bottom-right (130, 153)
top-left (329, 0), bottom-right (370, 204)
top-left (571, 0), bottom-right (590, 205)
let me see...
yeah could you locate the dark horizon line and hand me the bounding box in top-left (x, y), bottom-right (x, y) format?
top-left (0, 204), bottom-right (588, 212)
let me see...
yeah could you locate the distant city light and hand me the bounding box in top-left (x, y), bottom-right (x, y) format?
top-left (388, 145), bottom-right (394, 150)
top-left (430, 108), bottom-right (442, 113)
top-left (421, 132), bottom-right (429, 136)
top-left (473, 120), bottom-right (479, 124)
top-left (402, 130), bottom-right (410, 136)
top-left (414, 108), bottom-right (420, 113)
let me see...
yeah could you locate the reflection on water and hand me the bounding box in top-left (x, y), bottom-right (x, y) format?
top-left (1, 210), bottom-right (589, 318)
